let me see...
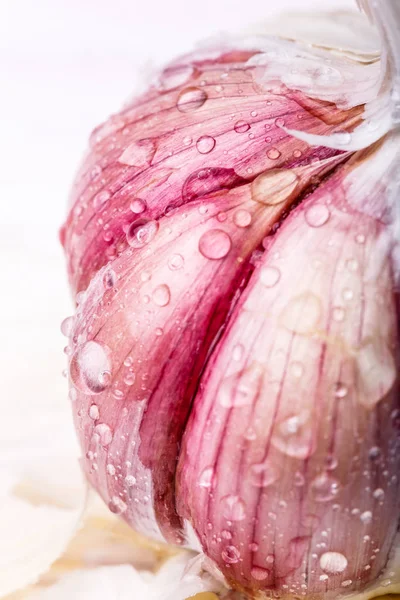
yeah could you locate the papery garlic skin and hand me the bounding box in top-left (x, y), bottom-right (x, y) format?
top-left (62, 6), bottom-right (400, 599)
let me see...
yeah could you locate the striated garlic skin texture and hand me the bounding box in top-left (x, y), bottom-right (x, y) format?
top-left (61, 8), bottom-right (400, 599)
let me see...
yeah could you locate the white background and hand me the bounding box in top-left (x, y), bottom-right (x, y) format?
top-left (0, 0), bottom-right (354, 460)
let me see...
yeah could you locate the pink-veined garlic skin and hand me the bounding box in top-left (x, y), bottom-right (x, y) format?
top-left (61, 35), bottom-right (400, 600)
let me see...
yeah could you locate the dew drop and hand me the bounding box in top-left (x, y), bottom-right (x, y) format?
top-left (106, 463), bottom-right (116, 476)
top-left (251, 169), bottom-right (299, 205)
top-left (311, 473), bottom-right (340, 502)
top-left (341, 580), bottom-right (353, 588)
top-left (199, 229), bottom-right (232, 260)
top-left (250, 460), bottom-right (280, 488)
top-left (177, 87), bottom-right (207, 112)
top-left (249, 542), bottom-right (259, 552)
top-left (320, 552), bottom-right (348, 574)
top-left (221, 495), bottom-right (246, 521)
top-left (267, 148), bottom-right (281, 160)
top-left (360, 510), bottom-right (372, 524)
top-left (70, 341), bottom-right (112, 395)
top-left (346, 258), bottom-right (359, 272)
top-left (222, 545), bottom-right (241, 564)
top-left (222, 530), bottom-right (232, 540)
top-left (89, 404), bottom-right (99, 420)
top-left (123, 371), bottom-right (136, 386)
top-left (234, 209), bottom-right (252, 228)
top-left (368, 446), bottom-right (381, 461)
top-left (61, 316), bottom-right (74, 338)
top-left (127, 220), bottom-right (159, 248)
top-left (220, 364), bottom-right (263, 408)
top-left (260, 266), bottom-right (281, 288)
top-left (109, 496), bottom-right (127, 514)
top-left (152, 284), bottom-right (171, 306)
top-left (305, 204), bottom-right (330, 228)
top-left (356, 234), bottom-right (366, 244)
top-left (199, 466), bottom-right (214, 488)
top-left (373, 488), bottom-right (384, 500)
top-left (118, 139), bottom-right (156, 167)
top-left (196, 135), bottom-right (216, 154)
top-left (94, 423), bottom-right (113, 446)
top-left (234, 120), bottom-right (250, 133)
top-left (333, 307), bottom-right (345, 322)
top-left (125, 475), bottom-right (136, 487)
top-left (251, 567), bottom-right (270, 581)
top-left (130, 198), bottom-right (147, 214)
top-left (168, 253), bottom-right (184, 270)
top-left (334, 382), bottom-right (348, 398)
top-left (92, 190), bottom-right (111, 210)
top-left (342, 288), bottom-right (354, 301)
top-left (271, 411), bottom-right (314, 459)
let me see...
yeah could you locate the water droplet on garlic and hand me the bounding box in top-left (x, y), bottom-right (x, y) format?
top-left (177, 87), bottom-right (207, 112)
top-left (199, 229), bottom-right (232, 260)
top-left (305, 204), bottom-right (330, 228)
top-left (196, 135), bottom-right (216, 154)
top-left (234, 120), bottom-right (250, 133)
top-left (320, 552), bottom-right (348, 574)
top-left (70, 341), bottom-right (112, 395)
top-left (152, 284), bottom-right (171, 307)
top-left (221, 495), bottom-right (246, 521)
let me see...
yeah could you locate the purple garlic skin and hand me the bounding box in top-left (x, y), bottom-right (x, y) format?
top-left (61, 17), bottom-right (400, 600)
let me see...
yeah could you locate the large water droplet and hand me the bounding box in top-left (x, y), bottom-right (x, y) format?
top-left (320, 552), bottom-right (348, 574)
top-left (251, 169), bottom-right (299, 205)
top-left (196, 135), bottom-right (216, 154)
top-left (260, 266), bottom-right (281, 288)
top-left (251, 567), bottom-right (270, 581)
top-left (271, 411), bottom-right (314, 459)
top-left (199, 229), bottom-right (232, 260)
top-left (177, 87), bottom-right (207, 112)
top-left (250, 460), bottom-right (280, 488)
top-left (305, 204), bottom-right (330, 228)
top-left (108, 496), bottom-right (127, 514)
top-left (168, 253), bottom-right (184, 270)
top-left (234, 120), bottom-right (250, 133)
top-left (152, 284), bottom-right (171, 307)
top-left (221, 495), bottom-right (246, 521)
top-left (70, 341), bottom-right (112, 395)
top-left (93, 190), bottom-right (111, 211)
top-left (199, 466), bottom-right (214, 488)
top-left (89, 404), bottom-right (100, 420)
top-left (280, 292), bottom-right (321, 334)
top-left (267, 148), bottom-right (281, 160)
top-left (130, 198), bottom-right (147, 214)
top-left (118, 139), bottom-right (156, 167)
top-left (127, 220), bottom-right (159, 248)
top-left (61, 316), bottom-right (74, 338)
top-left (360, 510), bottom-right (372, 524)
top-left (125, 475), bottom-right (136, 487)
top-left (219, 364), bottom-right (263, 408)
top-left (222, 545), bottom-right (241, 564)
top-left (311, 473), bottom-right (340, 502)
